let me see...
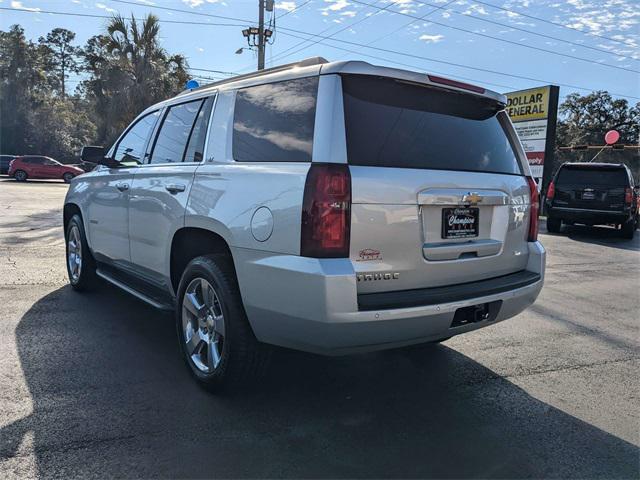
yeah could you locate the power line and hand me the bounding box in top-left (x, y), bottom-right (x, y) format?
top-left (302, 0), bottom-right (458, 65)
top-left (347, 0), bottom-right (639, 74)
top-left (416, 0), bottom-right (638, 61)
top-left (268, 0), bottom-right (394, 67)
top-left (105, 0), bottom-right (639, 73)
top-left (238, 0), bottom-right (324, 71)
top-left (282, 32), bottom-right (519, 91)
top-left (277, 30), bottom-right (640, 100)
top-left (471, 0), bottom-right (638, 48)
top-left (0, 7), bottom-right (239, 77)
top-left (189, 67), bottom-right (237, 76)
top-left (108, 0), bottom-right (250, 24)
top-left (4, 4), bottom-right (638, 100)
top-left (0, 6), bottom-right (246, 28)
top-left (277, 0), bottom-right (313, 20)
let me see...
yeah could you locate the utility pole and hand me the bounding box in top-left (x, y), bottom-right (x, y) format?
top-left (257, 0), bottom-right (265, 70)
top-left (239, 1), bottom-right (273, 70)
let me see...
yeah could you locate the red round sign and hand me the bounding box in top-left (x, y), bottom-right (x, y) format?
top-left (605, 130), bottom-right (620, 145)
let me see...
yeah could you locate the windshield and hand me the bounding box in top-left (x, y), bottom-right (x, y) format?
top-left (557, 166), bottom-right (628, 186)
top-left (341, 74), bottom-right (522, 175)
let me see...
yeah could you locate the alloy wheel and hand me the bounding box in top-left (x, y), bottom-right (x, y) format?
top-left (67, 225), bottom-right (82, 283)
top-left (182, 277), bottom-right (226, 374)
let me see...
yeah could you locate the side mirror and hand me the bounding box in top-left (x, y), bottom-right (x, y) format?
top-left (81, 146), bottom-right (121, 168)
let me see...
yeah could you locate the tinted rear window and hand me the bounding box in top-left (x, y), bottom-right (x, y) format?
top-left (232, 77), bottom-right (318, 163)
top-left (557, 167), bottom-right (628, 186)
top-left (342, 75), bottom-right (522, 175)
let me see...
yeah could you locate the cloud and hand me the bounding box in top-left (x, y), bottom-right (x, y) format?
top-left (95, 2), bottom-right (117, 13)
top-left (419, 34), bottom-right (444, 43)
top-left (322, 0), bottom-right (350, 12)
top-left (276, 1), bottom-right (297, 11)
top-left (182, 0), bottom-right (226, 7)
top-left (10, 1), bottom-right (40, 11)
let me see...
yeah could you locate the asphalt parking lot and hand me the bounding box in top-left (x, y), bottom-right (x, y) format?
top-left (0, 178), bottom-right (638, 479)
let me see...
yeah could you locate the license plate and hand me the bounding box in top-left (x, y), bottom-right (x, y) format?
top-left (442, 207), bottom-right (479, 239)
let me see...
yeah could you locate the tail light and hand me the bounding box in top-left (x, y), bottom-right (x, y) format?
top-left (301, 163), bottom-right (351, 258)
top-left (527, 176), bottom-right (539, 242)
top-left (624, 187), bottom-right (633, 205)
top-left (546, 180), bottom-right (555, 201)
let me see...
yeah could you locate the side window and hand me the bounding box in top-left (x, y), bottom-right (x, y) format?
top-left (113, 110), bottom-right (160, 163)
top-left (149, 99), bottom-right (204, 164)
top-left (43, 158), bottom-right (57, 165)
top-left (184, 97), bottom-right (214, 163)
top-left (232, 76), bottom-right (318, 163)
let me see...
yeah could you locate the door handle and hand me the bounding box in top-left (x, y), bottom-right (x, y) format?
top-left (116, 183), bottom-right (129, 192)
top-left (165, 183), bottom-right (186, 194)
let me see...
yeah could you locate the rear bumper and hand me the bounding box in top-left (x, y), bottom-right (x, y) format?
top-left (232, 241), bottom-right (545, 355)
top-left (547, 205), bottom-right (631, 224)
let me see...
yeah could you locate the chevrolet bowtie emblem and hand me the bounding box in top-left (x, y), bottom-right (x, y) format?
top-left (462, 193), bottom-right (483, 205)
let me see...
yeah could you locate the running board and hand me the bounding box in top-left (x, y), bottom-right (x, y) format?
top-left (96, 269), bottom-right (174, 311)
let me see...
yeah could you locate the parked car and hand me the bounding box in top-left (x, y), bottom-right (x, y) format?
top-left (64, 58), bottom-right (545, 391)
top-left (545, 162), bottom-right (638, 239)
top-left (8, 155), bottom-right (84, 183)
top-left (0, 154), bottom-right (15, 175)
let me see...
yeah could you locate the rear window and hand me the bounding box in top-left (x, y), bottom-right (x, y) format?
top-left (232, 77), bottom-right (318, 163)
top-left (341, 75), bottom-right (522, 175)
top-left (557, 166), bottom-right (628, 186)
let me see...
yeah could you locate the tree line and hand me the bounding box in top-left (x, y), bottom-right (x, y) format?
top-left (0, 15), bottom-right (638, 178)
top-left (0, 14), bottom-right (188, 163)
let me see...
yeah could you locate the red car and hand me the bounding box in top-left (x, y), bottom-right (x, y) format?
top-left (8, 156), bottom-right (84, 183)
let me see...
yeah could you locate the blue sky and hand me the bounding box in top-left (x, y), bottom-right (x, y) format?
top-left (1, 0), bottom-right (639, 103)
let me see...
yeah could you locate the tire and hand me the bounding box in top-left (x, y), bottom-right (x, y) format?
top-left (65, 214), bottom-right (97, 291)
top-left (63, 172), bottom-right (75, 183)
top-left (621, 219), bottom-right (635, 239)
top-left (176, 254), bottom-right (271, 392)
top-left (14, 170), bottom-right (27, 182)
top-left (547, 216), bottom-right (561, 233)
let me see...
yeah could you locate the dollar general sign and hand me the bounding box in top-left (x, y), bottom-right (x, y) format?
top-left (506, 87), bottom-right (550, 122)
top-left (504, 86), bottom-right (559, 185)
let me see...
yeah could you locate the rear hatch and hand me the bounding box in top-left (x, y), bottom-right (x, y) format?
top-left (341, 74), bottom-right (532, 295)
top-left (552, 165), bottom-right (628, 211)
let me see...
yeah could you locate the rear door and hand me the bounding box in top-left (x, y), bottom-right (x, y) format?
top-left (553, 165), bottom-right (629, 212)
top-left (337, 74), bottom-right (532, 294)
top-left (128, 96), bottom-right (215, 288)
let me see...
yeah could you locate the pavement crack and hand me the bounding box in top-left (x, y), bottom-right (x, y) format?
top-left (500, 356), bottom-right (639, 381)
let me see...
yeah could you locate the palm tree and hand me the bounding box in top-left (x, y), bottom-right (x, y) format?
top-left (84, 13), bottom-right (189, 144)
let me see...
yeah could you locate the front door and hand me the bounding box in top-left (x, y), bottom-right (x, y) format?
top-left (86, 110), bottom-right (161, 265)
top-left (85, 167), bottom-right (137, 264)
top-left (128, 96), bottom-right (214, 289)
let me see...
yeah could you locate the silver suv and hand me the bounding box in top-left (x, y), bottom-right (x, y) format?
top-left (64, 58), bottom-right (545, 391)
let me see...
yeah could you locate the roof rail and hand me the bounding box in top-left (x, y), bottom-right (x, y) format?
top-left (181, 56), bottom-right (329, 95)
